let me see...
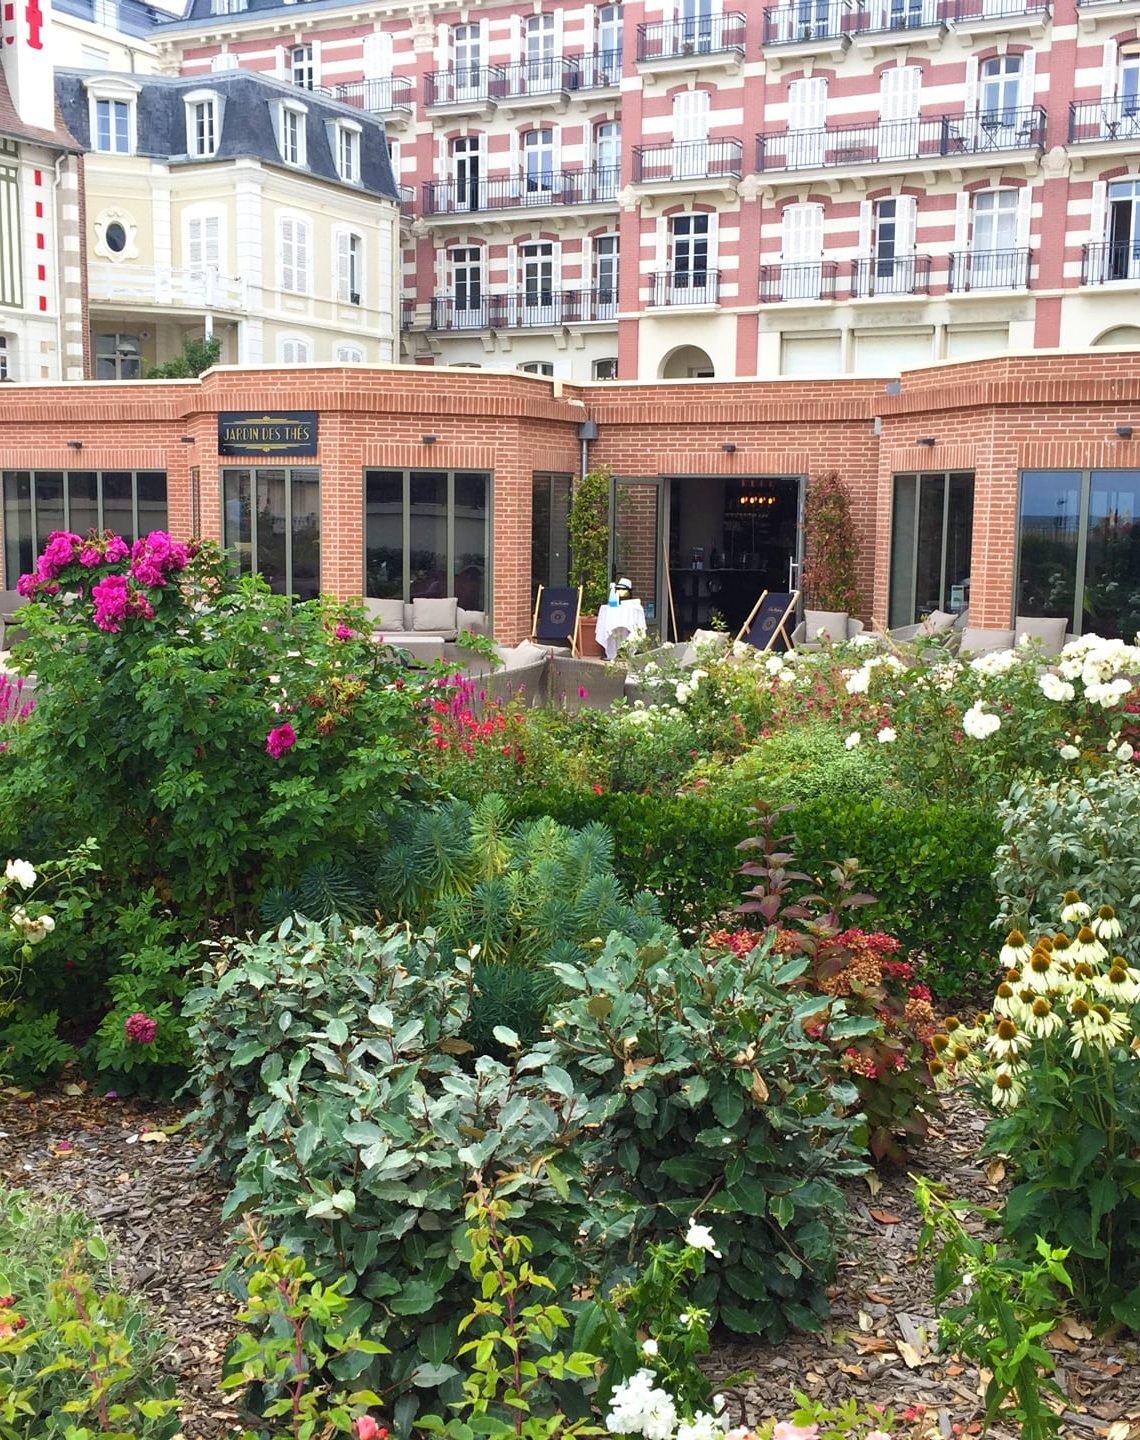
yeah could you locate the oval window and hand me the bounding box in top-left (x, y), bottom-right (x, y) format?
top-left (105, 222), bottom-right (127, 254)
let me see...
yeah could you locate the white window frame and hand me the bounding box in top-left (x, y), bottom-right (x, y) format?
top-left (0, 335), bottom-right (10, 382)
top-left (336, 230), bottom-right (364, 304)
top-left (185, 208), bottom-right (224, 274)
top-left (291, 43), bottom-right (316, 90)
top-left (210, 0), bottom-right (248, 13)
top-left (183, 90), bottom-right (221, 158)
top-left (518, 360), bottom-right (555, 375)
top-left (276, 100), bottom-right (308, 168)
top-left (592, 356), bottom-right (619, 380)
top-left (279, 336), bottom-right (312, 365)
top-left (85, 78), bottom-right (140, 156)
top-left (335, 121), bottom-right (362, 184)
top-left (278, 212), bottom-right (312, 294)
top-left (336, 344), bottom-right (365, 363)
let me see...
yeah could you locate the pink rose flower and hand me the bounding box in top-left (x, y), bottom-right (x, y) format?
top-left (335, 623), bottom-right (353, 640)
top-left (266, 722), bottom-right (297, 759)
top-left (125, 1012), bottom-right (158, 1044)
top-left (772, 1427), bottom-right (819, 1440)
top-left (355, 1420), bottom-right (386, 1440)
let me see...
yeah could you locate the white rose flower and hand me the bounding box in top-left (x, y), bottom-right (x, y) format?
top-left (685, 1219), bottom-right (722, 1257)
top-left (677, 1413), bottom-right (728, 1440)
top-left (641, 1338), bottom-right (659, 1358)
top-left (844, 732), bottom-right (861, 750)
top-left (962, 702), bottom-right (1001, 740)
top-left (1060, 743), bottom-right (1080, 760)
top-left (877, 727), bottom-right (897, 744)
top-left (845, 667), bottom-right (871, 695)
top-left (675, 684), bottom-right (691, 704)
top-left (1038, 673), bottom-right (1075, 703)
top-left (4, 859), bottom-right (35, 890)
top-left (764, 654), bottom-right (785, 675)
top-left (1119, 742), bottom-right (1136, 762)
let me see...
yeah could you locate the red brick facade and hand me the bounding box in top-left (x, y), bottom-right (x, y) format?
top-left (3, 353), bottom-right (1140, 639)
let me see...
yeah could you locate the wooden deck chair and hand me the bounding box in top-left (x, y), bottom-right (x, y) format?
top-left (531, 585), bottom-right (582, 655)
top-left (736, 589), bottom-right (800, 653)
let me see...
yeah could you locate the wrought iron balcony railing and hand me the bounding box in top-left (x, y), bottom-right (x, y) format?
top-left (763, 0), bottom-right (864, 43)
top-left (636, 12), bottom-right (746, 60)
top-left (424, 67), bottom-right (503, 106)
top-left (575, 50), bottom-right (624, 88)
top-left (331, 76), bottom-right (414, 114)
top-left (1069, 97), bottom-right (1140, 144)
top-left (400, 298), bottom-right (416, 328)
top-left (398, 185), bottom-right (415, 219)
top-left (1082, 241), bottom-right (1140, 285)
top-left (423, 168), bottom-right (621, 216)
top-left (763, 0), bottom-right (1047, 43)
top-left (758, 261), bottom-right (840, 302)
top-left (951, 0), bottom-right (1049, 18)
top-left (493, 57), bottom-right (579, 99)
top-left (429, 288), bottom-right (620, 330)
top-left (632, 139), bottom-right (743, 183)
top-left (850, 254), bottom-right (933, 297)
top-left (648, 270), bottom-right (721, 306)
top-left (756, 105), bottom-right (1046, 171)
top-left (948, 247), bottom-right (1031, 291)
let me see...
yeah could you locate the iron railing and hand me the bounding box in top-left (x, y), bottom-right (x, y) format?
top-left (759, 261), bottom-right (840, 302)
top-left (952, 0), bottom-right (1049, 18)
top-left (398, 186), bottom-right (415, 219)
top-left (576, 50), bottom-right (624, 88)
top-left (331, 76), bottom-right (415, 113)
top-left (763, 0), bottom-right (1046, 42)
top-left (1082, 242), bottom-right (1140, 285)
top-left (493, 57), bottom-right (579, 99)
top-left (763, 1), bottom-right (864, 44)
top-left (429, 288), bottom-right (620, 330)
top-left (1069, 97), bottom-right (1140, 144)
top-left (851, 254), bottom-right (933, 297)
top-left (424, 67), bottom-right (502, 106)
top-left (859, 0), bottom-right (950, 33)
top-left (648, 271), bottom-right (721, 306)
top-left (632, 138), bottom-right (743, 183)
top-left (756, 106), bottom-right (1046, 171)
top-left (400, 299), bottom-right (416, 328)
top-left (636, 13), bottom-right (747, 60)
top-left (948, 247), bottom-right (1031, 291)
top-left (422, 168), bottom-right (621, 215)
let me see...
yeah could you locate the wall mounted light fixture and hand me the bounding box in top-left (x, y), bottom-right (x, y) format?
top-left (917, 436), bottom-right (937, 447)
top-left (180, 435), bottom-right (196, 444)
top-left (1117, 426), bottom-right (1134, 439)
top-left (422, 434), bottom-right (437, 445)
top-left (67, 440), bottom-right (83, 450)
top-left (721, 443), bottom-right (737, 453)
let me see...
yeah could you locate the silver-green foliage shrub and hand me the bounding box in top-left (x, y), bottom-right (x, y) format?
top-left (542, 930), bottom-right (872, 1344)
top-left (994, 763), bottom-right (1140, 934)
top-left (184, 917), bottom-right (602, 1430)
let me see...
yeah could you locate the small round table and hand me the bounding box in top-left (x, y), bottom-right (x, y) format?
top-left (594, 600), bottom-right (647, 660)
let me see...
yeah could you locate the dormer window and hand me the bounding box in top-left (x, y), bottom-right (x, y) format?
top-left (85, 76), bottom-right (141, 156)
top-left (210, 0), bottom-right (247, 13)
top-left (277, 101), bottom-right (307, 167)
top-left (184, 91), bottom-right (220, 158)
top-left (335, 121), bottom-right (361, 183)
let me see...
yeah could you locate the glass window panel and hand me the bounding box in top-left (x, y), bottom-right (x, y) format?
top-left (67, 472), bottom-right (99, 539)
top-left (944, 472), bottom-right (974, 614)
top-left (1084, 470), bottom-right (1140, 640)
top-left (33, 472), bottom-right (65, 552)
top-left (102, 471), bottom-right (135, 545)
top-left (409, 470), bottom-right (448, 598)
top-left (914, 473), bottom-right (946, 617)
top-left (290, 467), bottom-right (321, 601)
top-left (3, 471), bottom-right (32, 589)
top-left (888, 474), bottom-right (917, 629)
top-left (364, 469), bottom-right (404, 597)
top-left (531, 474), bottom-right (551, 603)
top-left (1017, 470), bottom-right (1081, 629)
top-left (223, 469), bottom-right (252, 574)
top-left (255, 469), bottom-right (289, 595)
top-left (453, 470), bottom-right (487, 609)
top-left (136, 472), bottom-right (168, 536)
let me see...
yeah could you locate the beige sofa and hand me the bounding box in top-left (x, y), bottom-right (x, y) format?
top-left (361, 597), bottom-right (489, 644)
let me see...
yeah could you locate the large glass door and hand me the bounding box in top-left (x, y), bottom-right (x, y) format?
top-left (888, 471), bottom-right (974, 628)
top-left (612, 477), bottom-right (663, 636)
top-left (222, 466), bottom-right (321, 600)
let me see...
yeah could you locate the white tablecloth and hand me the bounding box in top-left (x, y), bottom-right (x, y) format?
top-left (595, 600), bottom-right (647, 660)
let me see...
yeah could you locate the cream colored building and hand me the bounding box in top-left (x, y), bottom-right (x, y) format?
top-left (56, 65), bottom-right (401, 372)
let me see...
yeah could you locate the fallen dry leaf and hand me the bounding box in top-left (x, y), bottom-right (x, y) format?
top-left (896, 1340), bottom-right (926, 1369)
top-left (869, 1208), bottom-right (903, 1225)
top-left (862, 1171), bottom-right (883, 1198)
top-left (857, 1310), bottom-right (874, 1332)
top-left (986, 1157), bottom-right (1006, 1185)
top-left (851, 1336), bottom-right (895, 1355)
top-left (139, 1131), bottom-right (169, 1144)
top-left (1047, 1326), bottom-right (1080, 1353)
top-left (1105, 1423), bottom-right (1136, 1440)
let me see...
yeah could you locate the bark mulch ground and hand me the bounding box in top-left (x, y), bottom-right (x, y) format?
top-left (1, 1084), bottom-right (1139, 1440)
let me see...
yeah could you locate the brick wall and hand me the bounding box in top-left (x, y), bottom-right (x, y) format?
top-left (2, 355), bottom-right (1140, 640)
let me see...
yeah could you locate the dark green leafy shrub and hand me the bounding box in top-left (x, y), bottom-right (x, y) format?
top-left (542, 930), bottom-right (871, 1342)
top-left (185, 917), bottom-right (601, 1430)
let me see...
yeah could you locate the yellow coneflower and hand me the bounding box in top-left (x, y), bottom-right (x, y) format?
top-left (1024, 995), bottom-right (1064, 1039)
top-left (994, 982), bottom-right (1019, 1019)
top-left (985, 1017), bottom-right (1031, 1062)
top-left (974, 1011), bottom-right (989, 1028)
top-left (1070, 1003), bottom-right (1130, 1057)
top-left (991, 1067), bottom-right (1026, 1109)
top-left (1037, 935), bottom-right (1055, 953)
top-left (953, 1043), bottom-right (970, 1061)
top-left (1000, 929), bottom-right (1033, 968)
top-left (1092, 904), bottom-right (1124, 942)
top-left (1061, 891), bottom-right (1091, 924)
top-left (1052, 933), bottom-right (1072, 953)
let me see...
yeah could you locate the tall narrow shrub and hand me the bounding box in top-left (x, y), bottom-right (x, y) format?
top-left (802, 470), bottom-right (861, 612)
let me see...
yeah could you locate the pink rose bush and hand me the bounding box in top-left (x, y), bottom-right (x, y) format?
top-left (18, 527), bottom-right (192, 636)
top-left (124, 1011), bottom-right (158, 1044)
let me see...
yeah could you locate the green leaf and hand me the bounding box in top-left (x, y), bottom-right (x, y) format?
top-left (769, 1194), bottom-right (795, 1229)
top-left (390, 1278), bottom-right (440, 1316)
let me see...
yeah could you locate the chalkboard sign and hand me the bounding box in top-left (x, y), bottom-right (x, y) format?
top-left (738, 590), bottom-right (799, 653)
top-left (533, 586), bottom-right (581, 647)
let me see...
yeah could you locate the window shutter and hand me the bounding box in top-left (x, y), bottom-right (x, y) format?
top-left (204, 214), bottom-right (220, 268)
top-left (706, 212), bottom-right (720, 269)
top-left (783, 203), bottom-right (822, 260)
top-left (553, 8), bottom-right (564, 56)
top-left (479, 16), bottom-right (490, 61)
top-left (363, 31), bottom-right (389, 78)
top-left (310, 39), bottom-right (322, 87)
top-left (275, 45), bottom-right (289, 80)
top-left (299, 220), bottom-right (310, 292)
top-left (1019, 49), bottom-right (1036, 111)
top-left (336, 229), bottom-right (350, 300)
top-left (1103, 39), bottom-right (1117, 101)
top-left (436, 23), bottom-right (448, 69)
top-left (278, 216), bottom-right (291, 290)
top-left (188, 217), bottom-right (202, 269)
top-left (858, 199), bottom-right (873, 256)
top-left (788, 77), bottom-right (825, 131)
top-left (510, 14), bottom-right (522, 63)
top-left (211, 50), bottom-right (237, 71)
top-left (673, 89), bottom-right (710, 143)
top-left (954, 190), bottom-right (970, 249)
top-left (896, 193), bottom-right (917, 254)
top-left (1016, 184), bottom-right (1032, 250)
top-left (1089, 178), bottom-right (1109, 241)
top-left (963, 54), bottom-right (979, 119)
top-left (552, 124), bottom-right (562, 178)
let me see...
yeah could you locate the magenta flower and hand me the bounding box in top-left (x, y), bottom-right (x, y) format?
top-left (266, 722), bottom-right (297, 758)
top-left (92, 574), bottom-right (131, 633)
top-left (124, 1012), bottom-right (157, 1044)
top-left (79, 544), bottom-right (103, 568)
top-left (41, 531), bottom-right (81, 578)
top-left (129, 532), bottom-right (190, 588)
top-left (15, 572), bottom-right (37, 598)
top-left (577, 686), bottom-right (589, 699)
top-left (335, 623), bottom-right (353, 640)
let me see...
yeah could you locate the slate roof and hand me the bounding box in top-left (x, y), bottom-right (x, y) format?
top-left (55, 0), bottom-right (171, 39)
top-left (156, 0), bottom-right (359, 34)
top-left (54, 67), bottom-right (398, 200)
top-left (0, 70), bottom-right (83, 151)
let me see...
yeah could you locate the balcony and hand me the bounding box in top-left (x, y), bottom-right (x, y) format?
top-left (87, 263), bottom-right (247, 313)
top-left (422, 169), bottom-right (621, 217)
top-left (493, 57), bottom-right (579, 106)
top-left (949, 0), bottom-right (1050, 33)
top-left (429, 288), bottom-right (619, 331)
top-left (398, 185), bottom-right (415, 221)
top-left (764, 0), bottom-right (1048, 47)
top-left (331, 76), bottom-right (414, 119)
top-left (424, 67), bottom-right (502, 111)
top-left (635, 13), bottom-right (747, 68)
top-left (1069, 97), bottom-right (1140, 144)
top-left (756, 106), bottom-right (1046, 174)
top-left (851, 254), bottom-right (933, 297)
top-left (763, 1), bottom-right (864, 51)
top-left (400, 298), bottom-right (416, 329)
top-left (576, 50), bottom-right (624, 89)
top-left (948, 247), bottom-right (1031, 291)
top-left (1082, 242), bottom-right (1140, 285)
top-left (632, 139), bottom-right (743, 185)
top-left (759, 261), bottom-right (840, 302)
top-left (647, 271), bottom-right (721, 306)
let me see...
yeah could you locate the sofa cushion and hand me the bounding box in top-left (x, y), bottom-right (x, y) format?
top-left (959, 627), bottom-right (1015, 657)
top-left (457, 607), bottom-right (488, 637)
top-left (918, 609), bottom-right (957, 637)
top-left (365, 597), bottom-right (406, 631)
top-left (413, 596), bottom-right (459, 634)
top-left (1015, 615), bottom-right (1068, 658)
top-left (497, 640), bottom-right (551, 670)
top-left (805, 609), bottom-right (848, 642)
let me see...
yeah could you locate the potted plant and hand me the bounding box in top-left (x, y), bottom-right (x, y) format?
top-left (568, 464), bottom-right (611, 657)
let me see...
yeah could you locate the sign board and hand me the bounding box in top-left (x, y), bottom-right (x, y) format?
top-left (741, 591), bottom-right (797, 652)
top-left (218, 412), bottom-right (318, 458)
top-left (533, 586), bottom-right (581, 646)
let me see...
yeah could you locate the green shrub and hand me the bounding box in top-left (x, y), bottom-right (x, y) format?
top-left (185, 917), bottom-right (601, 1430)
top-left (542, 930), bottom-right (870, 1342)
top-left (0, 1187), bottom-right (179, 1438)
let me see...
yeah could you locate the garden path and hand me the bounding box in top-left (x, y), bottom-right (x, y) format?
top-left (1, 1086), bottom-right (1137, 1439)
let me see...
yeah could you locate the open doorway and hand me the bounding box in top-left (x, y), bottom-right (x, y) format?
top-left (666, 474), bottom-right (802, 637)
